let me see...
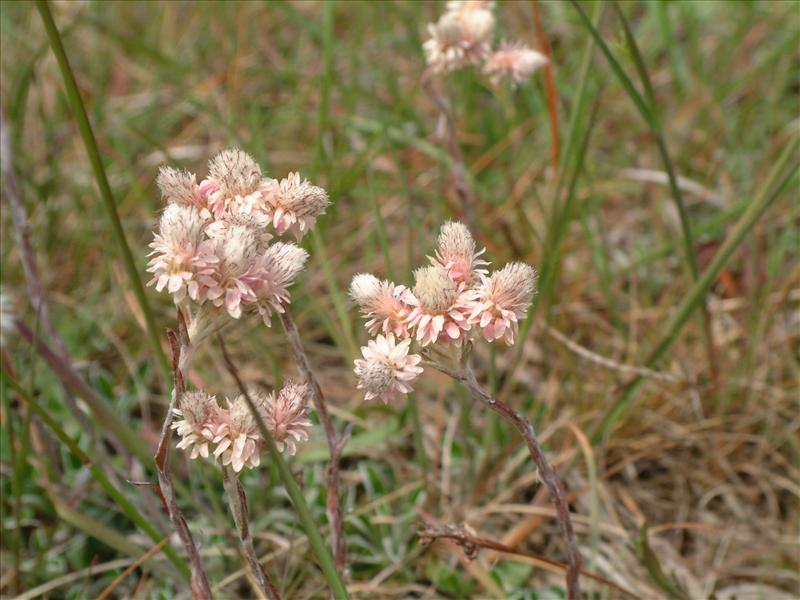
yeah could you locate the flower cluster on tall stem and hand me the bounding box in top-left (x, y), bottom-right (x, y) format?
top-left (350, 221), bottom-right (537, 402)
top-left (147, 148), bottom-right (329, 328)
top-left (423, 1), bottom-right (548, 88)
top-left (350, 222), bottom-right (582, 599)
top-left (147, 148), bottom-right (333, 598)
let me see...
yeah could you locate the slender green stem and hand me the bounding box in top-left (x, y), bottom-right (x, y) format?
top-left (2, 367), bottom-right (190, 579)
top-left (35, 0), bottom-right (169, 377)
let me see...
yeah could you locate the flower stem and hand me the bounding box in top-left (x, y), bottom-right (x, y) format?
top-left (218, 335), bottom-right (350, 600)
top-left (279, 310), bottom-right (349, 577)
top-left (423, 359), bottom-right (582, 599)
top-left (223, 467), bottom-right (281, 600)
top-left (154, 311), bottom-right (212, 599)
top-left (35, 0), bottom-right (170, 378)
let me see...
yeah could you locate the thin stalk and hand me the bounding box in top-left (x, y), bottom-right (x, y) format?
top-left (530, 0), bottom-right (559, 172)
top-left (571, 0), bottom-right (719, 383)
top-left (35, 0), bottom-right (169, 377)
top-left (279, 310), bottom-right (350, 577)
top-left (421, 69), bottom-right (478, 236)
top-left (154, 312), bottom-right (212, 599)
top-left (223, 467), bottom-right (281, 600)
top-left (1, 367), bottom-right (189, 579)
top-left (423, 359), bottom-right (582, 599)
top-left (218, 335), bottom-right (350, 600)
top-left (614, 2), bottom-right (719, 384)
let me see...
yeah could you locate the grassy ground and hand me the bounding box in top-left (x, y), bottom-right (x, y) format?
top-left (1, 1), bottom-right (798, 598)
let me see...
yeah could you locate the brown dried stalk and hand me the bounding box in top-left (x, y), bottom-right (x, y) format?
top-left (154, 311), bottom-right (212, 599)
top-left (278, 310), bottom-right (351, 577)
top-left (222, 467), bottom-right (281, 600)
top-left (418, 522), bottom-right (639, 599)
top-left (422, 358), bottom-right (582, 600)
top-left (530, 0), bottom-right (560, 173)
top-left (421, 68), bottom-right (478, 236)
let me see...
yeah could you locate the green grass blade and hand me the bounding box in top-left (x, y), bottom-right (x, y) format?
top-left (569, 0), bottom-right (656, 129)
top-left (594, 132), bottom-right (799, 440)
top-left (2, 368), bottom-right (190, 578)
top-left (35, 0), bottom-right (170, 378)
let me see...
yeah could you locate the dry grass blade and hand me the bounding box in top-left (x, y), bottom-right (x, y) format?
top-left (96, 538), bottom-right (169, 600)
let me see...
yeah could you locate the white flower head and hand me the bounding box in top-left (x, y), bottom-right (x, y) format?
top-left (429, 221), bottom-right (489, 285)
top-left (350, 273), bottom-right (415, 338)
top-left (259, 172), bottom-right (330, 239)
top-left (213, 394), bottom-right (263, 472)
top-left (172, 391), bottom-right (225, 460)
top-left (466, 262), bottom-right (537, 345)
top-left (484, 42), bottom-right (548, 88)
top-left (354, 334), bottom-right (423, 403)
top-left (262, 382), bottom-right (313, 455)
top-left (423, 2), bottom-right (495, 73)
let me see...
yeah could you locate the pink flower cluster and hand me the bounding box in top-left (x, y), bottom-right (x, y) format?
top-left (172, 382), bottom-right (313, 472)
top-left (350, 222), bottom-right (537, 403)
top-left (423, 1), bottom-right (548, 88)
top-left (147, 149), bottom-right (330, 323)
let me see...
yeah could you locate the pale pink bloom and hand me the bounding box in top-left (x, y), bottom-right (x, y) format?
top-left (156, 166), bottom-right (206, 209)
top-left (254, 242), bottom-right (308, 324)
top-left (0, 288), bottom-right (16, 347)
top-left (201, 223), bottom-right (266, 319)
top-left (261, 382), bottom-right (313, 456)
top-left (257, 172), bottom-right (330, 239)
top-left (213, 394), bottom-right (263, 472)
top-left (429, 221), bottom-right (489, 286)
top-left (466, 262), bottom-right (537, 345)
top-left (423, 5), bottom-right (495, 73)
top-left (405, 266), bottom-right (471, 346)
top-left (350, 273), bottom-right (415, 338)
top-left (147, 204), bottom-right (218, 303)
top-left (483, 42), bottom-right (548, 88)
top-left (354, 334), bottom-right (423, 403)
top-left (200, 149), bottom-right (264, 219)
top-left (446, 0), bottom-right (495, 10)
top-left (172, 391), bottom-right (225, 460)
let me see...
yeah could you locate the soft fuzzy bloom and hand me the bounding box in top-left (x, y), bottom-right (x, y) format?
top-left (466, 262), bottom-right (537, 345)
top-left (156, 166), bottom-right (205, 209)
top-left (201, 223), bottom-right (266, 318)
top-left (406, 266), bottom-right (471, 345)
top-left (200, 149), bottom-right (264, 219)
top-left (261, 382), bottom-right (313, 455)
top-left (257, 172), bottom-right (330, 239)
top-left (483, 42), bottom-right (548, 87)
top-left (350, 273), bottom-right (415, 338)
top-left (213, 394), bottom-right (263, 472)
top-left (423, 5), bottom-right (495, 73)
top-left (172, 391), bottom-right (225, 460)
top-left (254, 242), bottom-right (309, 324)
top-left (354, 334), bottom-right (423, 403)
top-left (446, 0), bottom-right (495, 11)
top-left (0, 288), bottom-right (16, 347)
top-left (429, 221), bottom-right (489, 285)
top-left (147, 204), bottom-right (217, 303)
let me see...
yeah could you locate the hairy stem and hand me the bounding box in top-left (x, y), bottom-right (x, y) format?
top-left (223, 467), bottom-right (281, 600)
top-left (421, 69), bottom-right (478, 236)
top-left (154, 310), bottom-right (212, 599)
top-left (218, 335), bottom-right (350, 599)
top-left (423, 359), bottom-right (582, 599)
top-left (279, 310), bottom-right (350, 577)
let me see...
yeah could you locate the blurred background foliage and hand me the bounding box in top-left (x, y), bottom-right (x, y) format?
top-left (1, 1), bottom-right (798, 598)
